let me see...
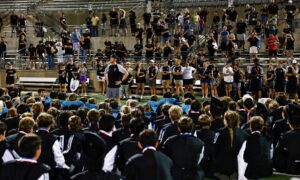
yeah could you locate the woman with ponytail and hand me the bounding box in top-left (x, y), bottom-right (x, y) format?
top-left (213, 110), bottom-right (248, 179)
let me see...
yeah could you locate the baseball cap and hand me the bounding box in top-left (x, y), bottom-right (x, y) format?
top-left (292, 59), bottom-right (297, 64)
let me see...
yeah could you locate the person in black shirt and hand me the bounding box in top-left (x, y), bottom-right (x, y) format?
top-left (36, 41), bottom-right (46, 68)
top-left (187, 31), bottom-right (196, 46)
top-left (6, 63), bottom-right (16, 88)
top-left (285, 0), bottom-right (298, 32)
top-left (160, 61), bottom-right (171, 95)
top-left (135, 23), bottom-right (144, 46)
top-left (180, 38), bottom-right (190, 63)
top-left (66, 59), bottom-right (75, 92)
top-left (143, 12), bottom-right (152, 30)
top-left (207, 33), bottom-right (216, 61)
top-left (172, 59), bottom-right (184, 96)
top-left (285, 60), bottom-right (298, 101)
top-left (153, 21), bottom-right (163, 43)
top-left (236, 19), bottom-right (247, 51)
top-left (104, 54), bottom-right (128, 100)
top-left (0, 37), bottom-right (7, 65)
top-left (173, 30), bottom-right (181, 51)
top-left (35, 18), bottom-right (44, 38)
top-left (64, 39), bottom-right (73, 62)
top-left (166, 10), bottom-right (176, 35)
top-left (135, 61), bottom-right (146, 99)
top-left (145, 39), bottom-right (154, 62)
top-left (247, 31), bottom-right (259, 61)
top-left (120, 62), bottom-right (133, 99)
top-left (248, 7), bottom-right (258, 28)
top-left (268, 0), bottom-right (279, 17)
top-left (18, 34), bottom-right (26, 56)
top-left (266, 65), bottom-right (275, 99)
top-left (250, 58), bottom-right (263, 99)
top-left (211, 65), bottom-right (219, 97)
top-left (19, 14), bottom-right (26, 31)
top-left (154, 42), bottom-right (162, 63)
top-left (212, 11), bottom-right (220, 28)
top-left (147, 60), bottom-right (158, 96)
top-left (109, 7), bottom-right (118, 36)
top-left (163, 41), bottom-right (173, 61)
top-left (274, 60), bottom-right (286, 95)
top-left (101, 13), bottom-right (107, 36)
top-left (28, 43), bottom-right (36, 70)
top-left (129, 10), bottom-right (136, 36)
top-left (233, 64), bottom-right (243, 98)
top-left (226, 6), bottom-right (238, 24)
top-left (284, 29), bottom-right (295, 60)
top-left (58, 64), bottom-right (67, 93)
top-left (10, 12), bottom-right (18, 38)
top-left (82, 29), bottom-right (91, 63)
top-left (133, 39), bottom-right (143, 61)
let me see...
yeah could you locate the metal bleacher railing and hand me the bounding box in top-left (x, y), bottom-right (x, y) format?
top-left (0, 0), bottom-right (146, 12)
top-left (171, 0), bottom-right (295, 8)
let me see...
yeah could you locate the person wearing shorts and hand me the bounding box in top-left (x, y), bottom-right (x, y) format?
top-left (79, 63), bottom-right (88, 96)
top-left (274, 61), bottom-right (286, 95)
top-left (58, 65), bottom-right (67, 93)
top-left (247, 31), bottom-right (259, 62)
top-left (199, 61), bottom-right (211, 98)
top-left (285, 60), bottom-right (298, 101)
top-left (104, 54), bottom-right (128, 101)
top-left (266, 65), bottom-right (275, 99)
top-left (135, 61), bottom-right (147, 99)
top-left (267, 33), bottom-right (279, 63)
top-left (97, 60), bottom-right (106, 95)
top-left (233, 63), bottom-right (243, 98)
top-left (222, 61), bottom-right (234, 97)
top-left (183, 62), bottom-right (196, 96)
top-left (147, 60), bottom-right (158, 96)
top-left (172, 59), bottom-right (184, 96)
top-left (160, 61), bottom-right (171, 95)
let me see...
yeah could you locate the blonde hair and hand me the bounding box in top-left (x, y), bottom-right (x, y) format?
top-left (224, 110), bottom-right (240, 128)
top-left (224, 111), bottom-right (240, 147)
top-left (120, 105), bottom-right (131, 115)
top-left (198, 114), bottom-right (211, 127)
top-left (169, 105), bottom-right (183, 122)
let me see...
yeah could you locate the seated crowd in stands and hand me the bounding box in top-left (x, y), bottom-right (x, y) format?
top-left (2, 0), bottom-right (296, 71)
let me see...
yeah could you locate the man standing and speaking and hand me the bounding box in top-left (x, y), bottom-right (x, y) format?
top-left (104, 54), bottom-right (128, 101)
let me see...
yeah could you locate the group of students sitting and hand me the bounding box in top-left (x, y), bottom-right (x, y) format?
top-left (0, 86), bottom-right (299, 180)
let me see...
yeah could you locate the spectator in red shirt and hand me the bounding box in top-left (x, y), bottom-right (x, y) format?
top-left (266, 32), bottom-right (279, 63)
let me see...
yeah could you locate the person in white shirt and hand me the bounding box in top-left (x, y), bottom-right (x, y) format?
top-left (222, 61), bottom-right (234, 96)
top-left (183, 62), bottom-right (196, 96)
